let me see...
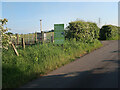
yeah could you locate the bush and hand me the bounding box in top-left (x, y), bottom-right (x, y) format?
top-left (65, 20), bottom-right (100, 43)
top-left (99, 25), bottom-right (118, 40)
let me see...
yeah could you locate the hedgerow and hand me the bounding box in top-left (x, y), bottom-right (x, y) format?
top-left (99, 25), bottom-right (118, 40)
top-left (65, 20), bottom-right (100, 42)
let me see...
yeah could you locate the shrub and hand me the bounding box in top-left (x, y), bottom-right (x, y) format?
top-left (99, 25), bottom-right (118, 40)
top-left (65, 20), bottom-right (100, 43)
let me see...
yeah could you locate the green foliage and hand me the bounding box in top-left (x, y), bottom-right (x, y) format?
top-left (0, 18), bottom-right (10, 49)
top-left (2, 39), bottom-right (102, 88)
top-left (5, 32), bottom-right (13, 36)
top-left (99, 25), bottom-right (118, 40)
top-left (65, 20), bottom-right (100, 42)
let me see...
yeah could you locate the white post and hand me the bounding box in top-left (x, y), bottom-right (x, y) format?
top-left (40, 19), bottom-right (42, 32)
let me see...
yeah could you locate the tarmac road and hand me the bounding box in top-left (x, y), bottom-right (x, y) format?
top-left (20, 40), bottom-right (119, 88)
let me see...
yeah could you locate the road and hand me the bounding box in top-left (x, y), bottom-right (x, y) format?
top-left (20, 40), bottom-right (119, 88)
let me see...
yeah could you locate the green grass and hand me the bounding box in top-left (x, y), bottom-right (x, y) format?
top-left (2, 39), bottom-right (102, 88)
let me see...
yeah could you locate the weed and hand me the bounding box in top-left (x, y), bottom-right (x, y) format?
top-left (2, 39), bottom-right (102, 88)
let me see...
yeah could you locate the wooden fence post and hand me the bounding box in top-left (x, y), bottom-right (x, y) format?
top-left (52, 32), bottom-right (54, 43)
top-left (27, 34), bottom-right (29, 44)
top-left (16, 34), bottom-right (19, 45)
top-left (33, 33), bottom-right (35, 44)
top-left (35, 32), bottom-right (37, 43)
top-left (11, 43), bottom-right (19, 56)
top-left (41, 31), bottom-right (44, 44)
top-left (21, 37), bottom-right (25, 49)
top-left (21, 34), bottom-right (23, 44)
top-left (28, 33), bottom-right (30, 44)
top-left (51, 35), bottom-right (53, 43)
top-left (26, 34), bottom-right (28, 45)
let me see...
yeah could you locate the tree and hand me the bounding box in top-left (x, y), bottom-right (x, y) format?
top-left (0, 18), bottom-right (10, 49)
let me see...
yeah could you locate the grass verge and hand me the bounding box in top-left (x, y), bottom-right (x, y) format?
top-left (2, 39), bottom-right (102, 88)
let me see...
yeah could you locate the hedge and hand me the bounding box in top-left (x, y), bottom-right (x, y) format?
top-left (65, 20), bottom-right (100, 43)
top-left (99, 25), bottom-right (118, 40)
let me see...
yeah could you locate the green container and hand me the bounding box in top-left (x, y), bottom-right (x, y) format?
top-left (54, 24), bottom-right (65, 44)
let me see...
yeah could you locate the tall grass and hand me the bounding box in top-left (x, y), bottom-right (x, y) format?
top-left (2, 39), bottom-right (102, 88)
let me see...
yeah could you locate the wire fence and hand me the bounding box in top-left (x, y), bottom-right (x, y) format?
top-left (11, 32), bottom-right (54, 45)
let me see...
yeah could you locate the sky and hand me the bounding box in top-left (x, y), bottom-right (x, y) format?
top-left (1, 2), bottom-right (118, 34)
